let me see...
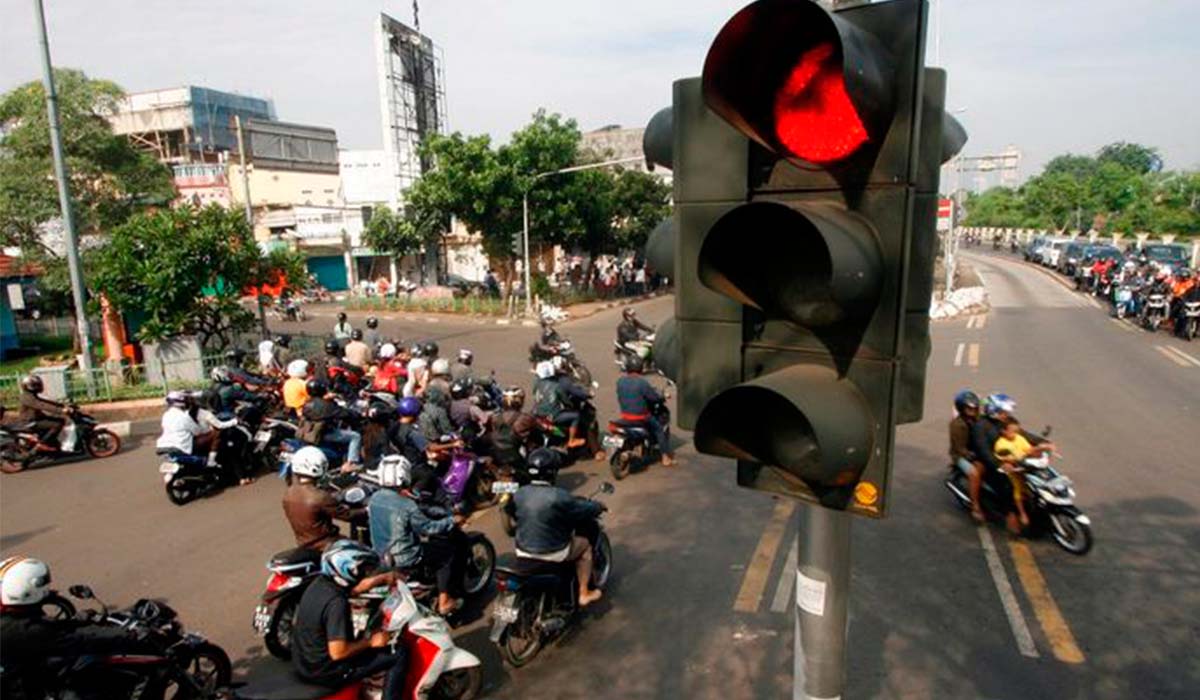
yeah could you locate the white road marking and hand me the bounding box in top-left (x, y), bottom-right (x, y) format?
top-left (954, 342), bottom-right (966, 367)
top-left (1156, 346), bottom-right (1192, 367)
top-left (1108, 318), bottom-right (1134, 333)
top-left (769, 540), bottom-right (799, 613)
top-left (1161, 345), bottom-right (1200, 368)
top-left (975, 314), bottom-right (987, 329)
top-left (1086, 296), bottom-right (1103, 310)
top-left (966, 316), bottom-right (976, 329)
top-left (968, 343), bottom-right (980, 367)
top-left (978, 526), bottom-right (1040, 658)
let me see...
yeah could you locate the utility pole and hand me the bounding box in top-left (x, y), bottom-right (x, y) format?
top-left (33, 0), bottom-right (94, 382)
top-left (234, 115), bottom-right (268, 339)
top-left (520, 156), bottom-right (643, 316)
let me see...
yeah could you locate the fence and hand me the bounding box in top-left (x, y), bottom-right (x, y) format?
top-left (14, 317), bottom-right (101, 338)
top-left (0, 353), bottom-right (225, 409)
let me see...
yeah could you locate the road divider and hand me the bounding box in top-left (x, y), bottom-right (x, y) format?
top-left (977, 526), bottom-right (1039, 658)
top-left (733, 499), bottom-right (795, 613)
top-left (1156, 345), bottom-right (1200, 368)
top-left (1008, 540), bottom-right (1085, 664)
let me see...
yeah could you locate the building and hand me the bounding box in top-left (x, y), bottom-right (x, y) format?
top-left (108, 86), bottom-right (275, 164)
top-left (581, 125), bottom-right (671, 182)
top-left (340, 149), bottom-right (396, 210)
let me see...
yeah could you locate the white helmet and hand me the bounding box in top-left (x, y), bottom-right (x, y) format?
top-left (408, 357), bottom-right (427, 372)
top-left (0, 556), bottom-right (51, 605)
top-left (431, 358), bottom-right (451, 377)
top-left (290, 446), bottom-right (329, 479)
top-left (376, 454), bottom-right (412, 488)
top-left (378, 343), bottom-right (397, 360)
top-left (286, 359), bottom-right (309, 378)
top-left (535, 360), bottom-right (556, 380)
top-left (550, 355), bottom-right (567, 373)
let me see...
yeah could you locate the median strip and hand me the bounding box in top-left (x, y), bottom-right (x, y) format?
top-left (733, 499), bottom-right (795, 613)
top-left (1008, 540), bottom-right (1085, 664)
top-left (977, 526), bottom-right (1039, 658)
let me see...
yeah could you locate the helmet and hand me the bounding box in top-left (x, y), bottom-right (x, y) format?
top-left (983, 393), bottom-right (1017, 418)
top-left (457, 349), bottom-right (473, 365)
top-left (337, 312), bottom-right (348, 322)
top-left (366, 317), bottom-right (379, 329)
top-left (210, 367), bottom-right (233, 384)
top-left (1123, 260), bottom-right (1136, 271)
top-left (953, 390), bottom-right (980, 414)
top-left (423, 341), bottom-right (439, 358)
top-left (408, 357), bottom-right (427, 373)
top-left (1180, 268), bottom-right (1194, 279)
top-left (274, 334), bottom-right (291, 348)
top-left (0, 556), bottom-right (52, 606)
top-left (324, 339), bottom-right (341, 357)
top-left (305, 378), bottom-right (328, 397)
top-left (623, 354), bottom-right (645, 373)
top-left (409, 343), bottom-right (424, 358)
top-left (450, 380), bottom-right (470, 400)
top-left (20, 375), bottom-right (43, 393)
top-left (351, 329), bottom-right (363, 341)
top-left (431, 358), bottom-right (450, 377)
top-left (225, 348), bottom-right (246, 363)
top-left (378, 343), bottom-right (397, 360)
top-left (287, 359), bottom-right (309, 378)
top-left (165, 390), bottom-right (193, 408)
top-left (550, 355), bottom-right (567, 374)
top-left (501, 386), bottom-right (525, 410)
top-left (622, 308), bottom-right (637, 321)
top-left (320, 540), bottom-right (380, 589)
top-left (398, 396), bottom-right (422, 418)
top-left (526, 448), bottom-right (562, 482)
top-left (535, 361), bottom-right (556, 380)
top-left (290, 445), bottom-right (329, 479)
top-left (376, 455), bottom-right (412, 488)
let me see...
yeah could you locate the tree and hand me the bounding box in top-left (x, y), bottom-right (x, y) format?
top-left (609, 168), bottom-right (672, 251)
top-left (361, 204), bottom-right (425, 260)
top-left (90, 205), bottom-right (287, 349)
top-left (1097, 142), bottom-right (1162, 175)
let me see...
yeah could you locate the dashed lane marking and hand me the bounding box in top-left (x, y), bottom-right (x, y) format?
top-left (968, 343), bottom-right (980, 368)
top-left (974, 314), bottom-right (987, 329)
top-left (954, 342), bottom-right (966, 367)
top-left (1156, 345), bottom-right (1193, 367)
top-left (733, 500), bottom-right (795, 613)
top-left (1009, 540), bottom-right (1086, 664)
top-left (1160, 345), bottom-right (1200, 368)
top-left (978, 526), bottom-right (1040, 658)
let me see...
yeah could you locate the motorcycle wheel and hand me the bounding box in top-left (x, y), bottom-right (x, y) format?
top-left (609, 449), bottom-right (632, 480)
top-left (501, 593), bottom-right (545, 667)
top-left (166, 478), bottom-right (195, 506)
top-left (1188, 320), bottom-right (1198, 342)
top-left (170, 641), bottom-right (232, 699)
top-left (1, 452), bottom-right (28, 473)
top-left (462, 533), bottom-right (496, 596)
top-left (85, 429), bottom-right (121, 458)
top-left (591, 532), bottom-right (613, 589)
top-left (1049, 513), bottom-right (1093, 556)
top-left (41, 591), bottom-right (77, 620)
top-left (429, 666), bottom-right (482, 700)
top-left (265, 598), bottom-right (298, 660)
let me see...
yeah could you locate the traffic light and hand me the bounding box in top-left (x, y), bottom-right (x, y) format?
top-left (511, 231), bottom-right (524, 257)
top-left (654, 0), bottom-right (962, 517)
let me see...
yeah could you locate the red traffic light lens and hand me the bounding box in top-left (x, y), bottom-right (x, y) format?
top-left (774, 43), bottom-right (868, 164)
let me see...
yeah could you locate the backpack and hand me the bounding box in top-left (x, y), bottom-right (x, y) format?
top-left (532, 379), bottom-right (561, 418)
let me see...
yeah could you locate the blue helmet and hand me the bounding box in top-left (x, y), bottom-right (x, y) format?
top-left (953, 390), bottom-right (980, 414)
top-left (983, 393), bottom-right (1016, 418)
top-left (397, 396), bottom-right (422, 418)
top-left (320, 540), bottom-right (380, 589)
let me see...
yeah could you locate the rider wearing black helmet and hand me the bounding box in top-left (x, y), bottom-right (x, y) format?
top-left (299, 379), bottom-right (363, 469)
top-left (422, 341), bottom-right (439, 360)
top-left (17, 375), bottom-right (68, 450)
top-left (223, 347), bottom-right (272, 388)
top-left (616, 307), bottom-right (653, 346)
top-left (333, 312), bottom-right (353, 343)
top-left (509, 448), bottom-right (606, 607)
top-left (950, 390), bottom-right (984, 522)
top-left (491, 387), bottom-right (541, 469)
top-left (448, 379), bottom-right (490, 440)
top-left (616, 355), bottom-right (672, 465)
top-left (363, 317), bottom-right (382, 352)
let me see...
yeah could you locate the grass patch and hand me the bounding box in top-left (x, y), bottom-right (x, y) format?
top-left (0, 334), bottom-right (75, 375)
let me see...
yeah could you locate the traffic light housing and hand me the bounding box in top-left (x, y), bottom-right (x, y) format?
top-left (655, 0), bottom-right (961, 517)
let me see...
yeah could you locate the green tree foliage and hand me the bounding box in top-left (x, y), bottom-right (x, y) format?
top-left (962, 141), bottom-right (1196, 236)
top-left (610, 168), bottom-right (672, 250)
top-left (90, 205), bottom-right (292, 349)
top-left (361, 204), bottom-right (425, 260)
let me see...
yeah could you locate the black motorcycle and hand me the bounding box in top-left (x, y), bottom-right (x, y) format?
top-left (489, 482), bottom-right (614, 667)
top-left (534, 394), bottom-right (603, 465)
top-left (1, 406), bottom-right (121, 474)
top-left (158, 404), bottom-right (259, 505)
top-left (604, 398), bottom-right (671, 480)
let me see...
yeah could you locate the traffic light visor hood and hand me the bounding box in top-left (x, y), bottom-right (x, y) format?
top-left (702, 0), bottom-right (895, 164)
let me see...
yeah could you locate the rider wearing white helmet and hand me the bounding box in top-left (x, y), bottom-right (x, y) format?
top-left (532, 359), bottom-right (590, 449)
top-left (281, 447), bottom-right (343, 551)
top-left (284, 360), bottom-right (311, 416)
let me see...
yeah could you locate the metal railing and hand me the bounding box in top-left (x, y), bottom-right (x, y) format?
top-left (0, 353), bottom-right (224, 408)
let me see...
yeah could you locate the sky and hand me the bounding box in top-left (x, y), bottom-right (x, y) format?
top-left (3, 0), bottom-right (1199, 182)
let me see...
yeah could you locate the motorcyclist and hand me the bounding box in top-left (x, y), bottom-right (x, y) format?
top-left (222, 348), bottom-right (273, 388)
top-left (509, 449), bottom-right (605, 607)
top-left (450, 349), bottom-right (474, 384)
top-left (0, 556), bottom-right (153, 699)
top-left (343, 329), bottom-right (373, 369)
top-left (283, 359), bottom-right (311, 417)
top-left (366, 457), bottom-right (465, 616)
top-left (363, 317), bottom-right (382, 352)
top-left (371, 344), bottom-right (408, 395)
top-left (531, 316), bottom-right (563, 360)
top-left (210, 366), bottom-right (259, 414)
top-left (491, 387), bottom-right (542, 469)
top-left (291, 540), bottom-right (405, 698)
top-left (949, 390), bottom-right (984, 523)
top-left (418, 385), bottom-right (455, 444)
top-left (449, 379), bottom-right (490, 443)
top-left (1170, 268), bottom-right (1197, 338)
top-left (532, 358), bottom-right (590, 449)
top-left (403, 348), bottom-right (429, 398)
top-left (615, 355), bottom-right (673, 465)
top-left (332, 312), bottom-right (353, 343)
top-left (969, 393), bottom-right (1044, 535)
top-left (16, 375), bottom-right (68, 450)
top-left (323, 341), bottom-right (364, 398)
top-left (390, 397), bottom-right (438, 468)
top-left (282, 446), bottom-right (346, 551)
top-left (155, 390), bottom-right (232, 468)
top-left (616, 308), bottom-right (654, 347)
top-left (299, 379), bottom-right (363, 470)
top-left (195, 389), bottom-right (254, 484)
top-left (422, 341), bottom-right (440, 363)
top-left (427, 358), bottom-right (453, 399)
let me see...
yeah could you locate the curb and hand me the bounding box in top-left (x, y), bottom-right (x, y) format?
top-left (96, 419), bottom-right (158, 438)
top-left (314, 290), bottom-right (669, 327)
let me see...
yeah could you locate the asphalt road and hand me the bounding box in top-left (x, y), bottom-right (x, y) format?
top-left (3, 253), bottom-right (1198, 699)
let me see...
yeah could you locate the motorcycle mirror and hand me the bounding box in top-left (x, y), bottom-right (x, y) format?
top-left (600, 481), bottom-right (615, 495)
top-left (591, 381), bottom-right (600, 390)
top-left (68, 585), bottom-right (95, 600)
top-left (1043, 425), bottom-right (1053, 437)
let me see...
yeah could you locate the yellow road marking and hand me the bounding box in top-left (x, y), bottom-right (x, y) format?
top-left (733, 499), bottom-right (794, 613)
top-left (975, 314), bottom-right (987, 329)
top-left (1008, 540), bottom-right (1085, 664)
top-left (968, 343), bottom-right (980, 367)
top-left (1156, 346), bottom-right (1191, 367)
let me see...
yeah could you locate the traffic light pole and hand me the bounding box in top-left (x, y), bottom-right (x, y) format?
top-left (794, 505), bottom-right (852, 700)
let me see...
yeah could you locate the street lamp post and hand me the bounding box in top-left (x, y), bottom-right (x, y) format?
top-left (520, 156), bottom-right (644, 316)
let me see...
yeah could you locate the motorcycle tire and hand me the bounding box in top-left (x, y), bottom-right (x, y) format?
top-left (501, 592), bottom-right (546, 667)
top-left (41, 591), bottom-right (77, 620)
top-left (462, 533), bottom-right (496, 596)
top-left (265, 598), bottom-right (299, 660)
top-left (1049, 513), bottom-right (1093, 556)
top-left (171, 641), bottom-right (232, 698)
top-left (1, 453), bottom-right (28, 474)
top-left (591, 531), bottom-right (613, 589)
top-left (429, 666), bottom-right (482, 700)
top-left (166, 478), bottom-right (195, 506)
top-left (1188, 320), bottom-right (1198, 342)
top-left (85, 429), bottom-right (121, 458)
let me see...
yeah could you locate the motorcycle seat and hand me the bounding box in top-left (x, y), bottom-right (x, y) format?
top-left (497, 553), bottom-right (571, 581)
top-left (235, 673), bottom-right (354, 700)
top-left (269, 547), bottom-right (322, 569)
top-left (156, 450), bottom-right (207, 467)
top-left (608, 419), bottom-right (649, 434)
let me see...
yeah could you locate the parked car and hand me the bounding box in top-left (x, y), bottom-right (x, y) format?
top-left (1042, 239), bottom-right (1070, 268)
top-left (1061, 242), bottom-right (1087, 275)
top-left (1141, 243), bottom-right (1191, 274)
top-left (1024, 236), bottom-right (1049, 262)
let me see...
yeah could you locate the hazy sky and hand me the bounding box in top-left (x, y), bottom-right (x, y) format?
top-left (3, 0), bottom-right (1198, 180)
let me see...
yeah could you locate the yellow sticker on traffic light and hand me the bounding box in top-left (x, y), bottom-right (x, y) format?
top-left (854, 481), bottom-right (879, 507)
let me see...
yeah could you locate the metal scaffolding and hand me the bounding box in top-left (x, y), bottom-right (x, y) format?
top-left (376, 13), bottom-right (447, 197)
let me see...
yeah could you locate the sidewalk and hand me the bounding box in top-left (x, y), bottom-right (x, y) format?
top-left (80, 398), bottom-right (163, 437)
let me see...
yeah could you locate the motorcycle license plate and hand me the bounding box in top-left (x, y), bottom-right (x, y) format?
top-left (254, 430), bottom-right (272, 444)
top-left (602, 435), bottom-right (624, 449)
top-left (493, 601), bottom-right (519, 623)
top-left (252, 604), bottom-right (271, 635)
top-left (492, 481), bottom-right (519, 495)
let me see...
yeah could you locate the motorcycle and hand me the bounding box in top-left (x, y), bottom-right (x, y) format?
top-left (1139, 292), bottom-right (1169, 331)
top-left (428, 436), bottom-right (499, 512)
top-left (160, 405), bottom-right (261, 505)
top-left (604, 396), bottom-right (671, 480)
top-left (489, 482), bottom-right (615, 667)
top-left (271, 297), bottom-right (307, 322)
top-left (613, 333), bottom-right (655, 371)
top-left (1180, 300), bottom-right (1200, 341)
top-left (239, 580), bottom-right (481, 700)
top-left (253, 546), bottom-right (322, 660)
top-left (39, 584), bottom-right (231, 699)
top-left (1113, 285), bottom-right (1135, 319)
top-left (944, 429), bottom-right (1093, 556)
top-left (535, 401), bottom-right (603, 465)
top-left (1, 406), bottom-right (121, 474)
top-left (252, 415), bottom-right (298, 473)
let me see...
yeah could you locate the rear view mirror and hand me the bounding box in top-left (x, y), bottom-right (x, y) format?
top-left (69, 585), bottom-right (94, 600)
top-left (1042, 425), bottom-right (1053, 437)
top-left (343, 486), bottom-right (367, 505)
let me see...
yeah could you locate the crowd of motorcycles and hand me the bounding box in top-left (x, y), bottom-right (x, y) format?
top-left (4, 314), bottom-right (665, 700)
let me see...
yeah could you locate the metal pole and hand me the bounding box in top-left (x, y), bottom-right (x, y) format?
top-left (234, 115), bottom-right (268, 339)
top-left (794, 505), bottom-right (852, 700)
top-left (33, 0), bottom-right (95, 383)
top-left (934, 0), bottom-right (941, 65)
top-left (522, 192), bottom-right (532, 316)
